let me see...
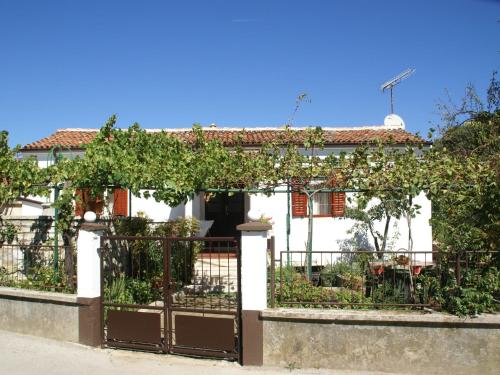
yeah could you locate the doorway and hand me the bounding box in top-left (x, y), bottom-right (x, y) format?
top-left (204, 193), bottom-right (245, 238)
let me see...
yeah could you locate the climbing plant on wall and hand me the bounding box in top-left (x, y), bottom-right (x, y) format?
top-left (0, 104), bottom-right (498, 315)
top-left (0, 131), bottom-right (50, 211)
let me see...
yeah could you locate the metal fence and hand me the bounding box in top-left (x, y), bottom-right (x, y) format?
top-left (100, 236), bottom-right (241, 360)
top-left (269, 246), bottom-right (498, 309)
top-left (100, 237), bottom-right (240, 314)
top-left (0, 244), bottom-right (76, 293)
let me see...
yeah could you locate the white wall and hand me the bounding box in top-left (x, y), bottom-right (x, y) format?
top-left (249, 190), bottom-right (432, 265)
top-left (21, 151), bottom-right (85, 205)
top-left (20, 148), bottom-right (433, 260)
top-left (21, 201), bottom-right (43, 216)
top-left (130, 192), bottom-right (204, 222)
top-left (21, 151), bottom-right (195, 222)
top-left (130, 191), bottom-right (183, 221)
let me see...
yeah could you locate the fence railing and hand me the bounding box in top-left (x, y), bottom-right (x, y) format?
top-left (0, 244), bottom-right (76, 293)
top-left (101, 236), bottom-right (240, 312)
top-left (269, 247), bottom-right (498, 309)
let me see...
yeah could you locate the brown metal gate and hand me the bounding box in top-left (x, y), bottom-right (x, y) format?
top-left (100, 236), bottom-right (241, 361)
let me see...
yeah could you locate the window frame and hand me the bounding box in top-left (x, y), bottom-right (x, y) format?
top-left (291, 190), bottom-right (346, 218)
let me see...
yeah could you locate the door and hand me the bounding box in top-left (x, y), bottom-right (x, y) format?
top-left (205, 193), bottom-right (245, 238)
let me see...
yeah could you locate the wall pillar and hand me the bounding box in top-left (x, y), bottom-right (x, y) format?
top-left (184, 196), bottom-right (193, 217)
top-left (76, 222), bottom-right (106, 347)
top-left (237, 222), bottom-right (271, 366)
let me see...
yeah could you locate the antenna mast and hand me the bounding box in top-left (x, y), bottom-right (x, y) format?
top-left (381, 68), bottom-right (415, 113)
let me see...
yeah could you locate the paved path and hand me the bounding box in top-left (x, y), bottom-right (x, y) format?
top-left (0, 330), bottom-right (399, 375)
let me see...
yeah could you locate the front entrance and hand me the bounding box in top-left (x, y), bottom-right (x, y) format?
top-left (205, 193), bottom-right (245, 238)
top-left (100, 236), bottom-right (241, 361)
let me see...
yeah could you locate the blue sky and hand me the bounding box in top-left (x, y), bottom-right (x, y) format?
top-left (0, 0), bottom-right (498, 147)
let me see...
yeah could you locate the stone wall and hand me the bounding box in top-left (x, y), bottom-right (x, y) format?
top-left (262, 309), bottom-right (500, 375)
top-left (0, 287), bottom-right (79, 343)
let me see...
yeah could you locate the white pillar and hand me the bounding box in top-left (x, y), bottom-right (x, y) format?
top-left (237, 222), bottom-right (270, 366)
top-left (238, 222), bottom-right (271, 311)
top-left (185, 196), bottom-right (193, 218)
top-left (77, 223), bottom-right (105, 298)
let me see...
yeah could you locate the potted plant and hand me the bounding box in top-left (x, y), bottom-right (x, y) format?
top-left (369, 261), bottom-right (385, 275)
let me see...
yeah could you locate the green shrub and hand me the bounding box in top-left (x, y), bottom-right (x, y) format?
top-left (276, 266), bottom-right (363, 307)
top-left (0, 267), bottom-right (14, 287)
top-left (155, 217), bottom-right (201, 284)
top-left (106, 216), bottom-right (201, 286)
top-left (319, 260), bottom-right (363, 290)
top-left (154, 217), bottom-right (200, 238)
top-left (16, 264), bottom-right (75, 293)
top-left (441, 267), bottom-right (500, 316)
top-left (0, 221), bottom-right (18, 245)
top-left (104, 275), bottom-right (133, 304)
top-left (370, 279), bottom-right (409, 305)
top-left (415, 272), bottom-right (443, 308)
top-left (281, 273), bottom-right (335, 306)
top-left (127, 278), bottom-right (161, 305)
top-left (414, 265), bottom-right (500, 316)
top-left (113, 216), bottom-right (151, 237)
top-left (332, 288), bottom-right (363, 304)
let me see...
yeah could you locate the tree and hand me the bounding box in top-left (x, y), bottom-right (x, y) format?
top-left (415, 73), bottom-right (500, 315)
top-left (431, 72), bottom-right (500, 255)
top-left (345, 199), bottom-right (400, 258)
top-left (0, 131), bottom-right (50, 212)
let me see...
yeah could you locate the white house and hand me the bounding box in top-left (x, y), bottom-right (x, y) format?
top-left (18, 117), bottom-right (433, 262)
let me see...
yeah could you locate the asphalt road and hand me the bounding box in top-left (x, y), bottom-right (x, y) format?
top-left (0, 330), bottom-right (399, 375)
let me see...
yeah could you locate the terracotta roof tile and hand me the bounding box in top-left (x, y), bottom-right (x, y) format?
top-left (22, 127), bottom-right (428, 151)
top-left (23, 130), bottom-right (98, 151)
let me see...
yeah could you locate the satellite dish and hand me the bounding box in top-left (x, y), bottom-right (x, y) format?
top-left (381, 68), bottom-right (415, 113)
top-left (384, 114), bottom-right (405, 129)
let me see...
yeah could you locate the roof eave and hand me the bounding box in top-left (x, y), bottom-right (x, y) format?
top-left (20, 147), bottom-right (87, 153)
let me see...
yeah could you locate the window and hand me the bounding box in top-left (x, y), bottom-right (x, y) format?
top-left (74, 187), bottom-right (128, 217)
top-left (75, 189), bottom-right (104, 217)
top-left (113, 188), bottom-right (128, 217)
top-left (291, 191), bottom-right (346, 218)
top-left (312, 192), bottom-right (331, 216)
top-left (331, 191), bottom-right (346, 217)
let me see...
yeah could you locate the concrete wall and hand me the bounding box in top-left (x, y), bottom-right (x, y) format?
top-left (0, 287), bottom-right (79, 343)
top-left (261, 309), bottom-right (500, 375)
